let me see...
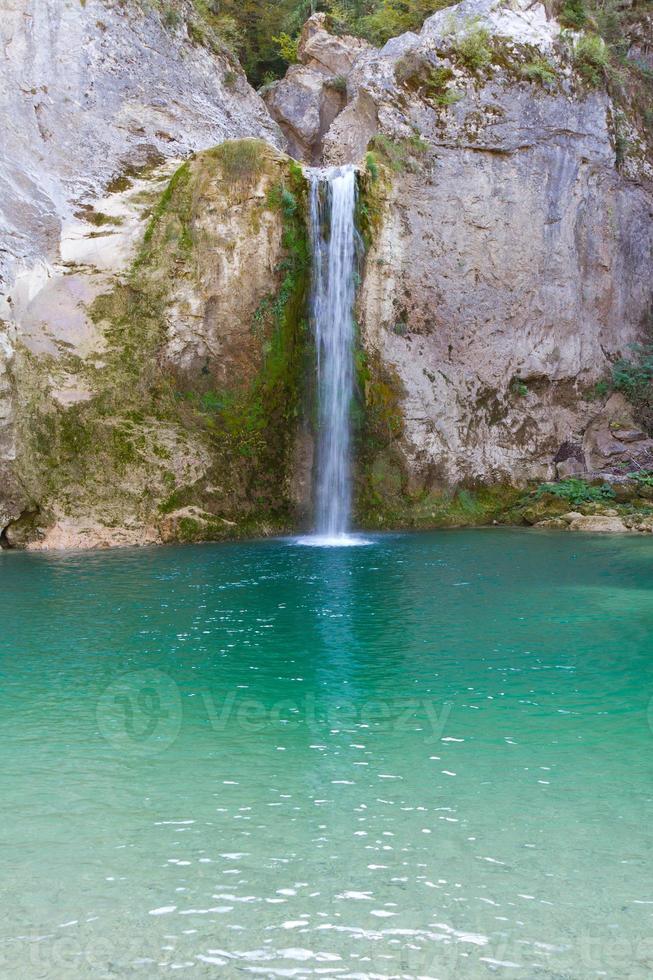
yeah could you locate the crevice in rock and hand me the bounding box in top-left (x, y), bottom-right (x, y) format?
top-left (0, 507), bottom-right (42, 550)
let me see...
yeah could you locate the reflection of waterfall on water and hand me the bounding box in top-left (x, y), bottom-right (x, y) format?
top-left (306, 165), bottom-right (361, 545)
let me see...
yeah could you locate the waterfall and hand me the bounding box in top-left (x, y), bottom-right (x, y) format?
top-left (307, 165), bottom-right (358, 543)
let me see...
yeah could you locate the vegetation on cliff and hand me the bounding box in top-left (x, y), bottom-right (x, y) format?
top-left (187, 0), bottom-right (457, 84)
top-left (558, 0), bottom-right (652, 152)
top-left (14, 141), bottom-right (311, 544)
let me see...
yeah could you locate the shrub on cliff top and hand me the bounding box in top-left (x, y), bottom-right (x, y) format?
top-left (345, 0), bottom-right (457, 47)
top-left (209, 0), bottom-right (458, 85)
top-left (213, 140), bottom-right (265, 183)
top-left (559, 0), bottom-right (588, 30)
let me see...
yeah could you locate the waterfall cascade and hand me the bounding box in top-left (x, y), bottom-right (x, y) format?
top-left (306, 165), bottom-right (359, 544)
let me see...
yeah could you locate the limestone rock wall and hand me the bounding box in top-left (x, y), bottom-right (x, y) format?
top-left (0, 0), bottom-right (282, 292)
top-left (359, 149), bottom-right (653, 492)
top-left (4, 143), bottom-right (309, 549)
top-left (261, 5), bottom-right (653, 506)
top-left (270, 0), bottom-right (653, 507)
top-left (0, 0), bottom-right (288, 544)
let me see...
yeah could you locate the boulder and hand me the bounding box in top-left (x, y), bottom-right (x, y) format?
top-left (263, 67), bottom-right (345, 162)
top-left (584, 396), bottom-right (653, 473)
top-left (556, 457), bottom-right (586, 479)
top-left (567, 515), bottom-right (629, 533)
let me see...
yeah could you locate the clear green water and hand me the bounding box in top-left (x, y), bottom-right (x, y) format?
top-left (1, 529), bottom-right (652, 979)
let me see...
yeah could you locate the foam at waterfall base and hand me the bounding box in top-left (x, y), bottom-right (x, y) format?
top-left (293, 533), bottom-right (372, 548)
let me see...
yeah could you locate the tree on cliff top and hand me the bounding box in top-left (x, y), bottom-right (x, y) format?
top-left (212, 0), bottom-right (455, 84)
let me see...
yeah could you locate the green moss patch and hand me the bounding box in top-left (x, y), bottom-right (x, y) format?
top-left (16, 142), bottom-right (312, 543)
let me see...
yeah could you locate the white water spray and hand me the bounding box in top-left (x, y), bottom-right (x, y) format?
top-left (306, 165), bottom-right (359, 544)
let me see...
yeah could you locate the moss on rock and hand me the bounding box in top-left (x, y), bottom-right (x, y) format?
top-left (14, 141), bottom-right (312, 545)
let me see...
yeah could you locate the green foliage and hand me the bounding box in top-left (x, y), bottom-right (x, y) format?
top-left (349, 0), bottom-right (452, 45)
top-left (211, 13), bottom-right (246, 54)
top-left (613, 109), bottom-right (632, 168)
top-left (612, 343), bottom-right (653, 400)
top-left (272, 31), bottom-right (299, 63)
top-left (368, 133), bottom-right (428, 172)
top-left (534, 479), bottom-right (616, 506)
top-left (356, 155), bottom-right (386, 252)
top-left (611, 343), bottom-right (653, 432)
top-left (428, 77), bottom-right (462, 105)
top-left (559, 0), bottom-right (587, 30)
top-left (78, 208), bottom-right (124, 227)
top-left (589, 379), bottom-right (609, 399)
top-left (626, 469), bottom-right (653, 488)
top-left (106, 174), bottom-right (133, 194)
top-left (453, 23), bottom-right (492, 72)
top-left (396, 56), bottom-right (461, 105)
top-left (581, 339), bottom-right (653, 433)
top-left (325, 74), bottom-right (348, 93)
top-left (211, 139), bottom-right (265, 183)
top-left (142, 161), bottom-right (192, 248)
top-left (520, 57), bottom-right (557, 86)
top-left (214, 0), bottom-right (456, 84)
top-left (163, 6), bottom-right (181, 29)
top-left (569, 0), bottom-right (652, 154)
top-left (266, 184), bottom-right (299, 217)
top-left (511, 379), bottom-right (528, 398)
top-left (573, 32), bottom-right (609, 87)
top-left (365, 152), bottom-right (379, 181)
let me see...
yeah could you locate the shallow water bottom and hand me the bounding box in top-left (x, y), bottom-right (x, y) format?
top-left (1, 529), bottom-right (652, 978)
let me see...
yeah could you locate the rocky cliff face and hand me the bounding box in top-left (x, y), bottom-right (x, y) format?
top-left (262, 2), bottom-right (653, 526)
top-left (0, 0), bottom-right (281, 290)
top-left (2, 0), bottom-right (653, 546)
top-left (0, 0), bottom-right (286, 544)
top-left (6, 141), bottom-right (308, 549)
